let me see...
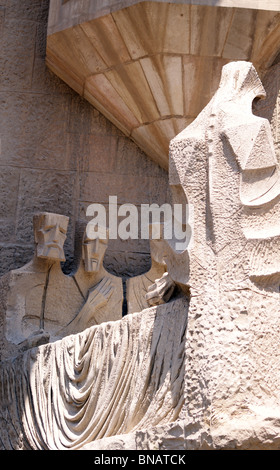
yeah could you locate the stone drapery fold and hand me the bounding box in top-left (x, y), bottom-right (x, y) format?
top-left (0, 297), bottom-right (188, 450)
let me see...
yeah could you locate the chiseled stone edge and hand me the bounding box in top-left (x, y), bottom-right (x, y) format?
top-left (48, 0), bottom-right (280, 36)
top-left (80, 412), bottom-right (280, 450)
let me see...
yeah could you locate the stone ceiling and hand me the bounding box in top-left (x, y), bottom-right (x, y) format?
top-left (46, 0), bottom-right (280, 170)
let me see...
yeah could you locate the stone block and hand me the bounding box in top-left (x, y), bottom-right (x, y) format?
top-left (183, 55), bottom-right (228, 118)
top-left (84, 73), bottom-right (140, 135)
top-left (31, 56), bottom-right (72, 95)
top-left (222, 8), bottom-right (256, 60)
top-left (0, 167), bottom-right (21, 241)
top-left (34, 13), bottom-right (48, 59)
top-left (0, 18), bottom-right (36, 90)
top-left (253, 64), bottom-right (280, 122)
top-left (0, 7), bottom-right (4, 37)
top-left (5, 0), bottom-right (43, 22)
top-left (86, 134), bottom-right (118, 173)
top-left (140, 55), bottom-right (184, 117)
top-left (112, 2), bottom-right (190, 58)
top-left (0, 166), bottom-right (20, 219)
top-left (67, 93), bottom-right (118, 136)
top-left (0, 244), bottom-right (34, 276)
top-left (80, 172), bottom-right (169, 205)
top-left (0, 92), bottom-right (69, 169)
top-left (79, 14), bottom-right (131, 68)
top-left (190, 5), bottom-right (233, 57)
top-left (115, 136), bottom-right (166, 178)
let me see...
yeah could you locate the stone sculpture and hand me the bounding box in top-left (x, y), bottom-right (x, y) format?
top-left (0, 213), bottom-right (123, 360)
top-left (0, 297), bottom-right (188, 450)
top-left (0, 212), bottom-right (69, 359)
top-left (57, 222), bottom-right (123, 338)
top-left (126, 225), bottom-right (167, 313)
top-left (126, 221), bottom-right (191, 310)
top-left (143, 225), bottom-right (191, 307)
top-left (1, 61), bottom-right (280, 450)
top-left (168, 60), bottom-right (280, 448)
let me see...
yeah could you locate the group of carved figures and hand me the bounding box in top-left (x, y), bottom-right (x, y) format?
top-left (0, 61), bottom-right (280, 449)
top-left (0, 210), bottom-right (186, 359)
top-left (0, 60), bottom-right (280, 362)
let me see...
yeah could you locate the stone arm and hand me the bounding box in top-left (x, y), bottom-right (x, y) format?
top-left (58, 277), bottom-right (113, 337)
top-left (145, 237), bottom-right (190, 307)
top-left (145, 272), bottom-right (176, 307)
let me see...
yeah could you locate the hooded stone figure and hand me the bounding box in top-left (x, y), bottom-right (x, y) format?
top-left (168, 61), bottom-right (280, 436)
top-left (1, 61), bottom-right (280, 451)
top-left (168, 60), bottom-right (280, 294)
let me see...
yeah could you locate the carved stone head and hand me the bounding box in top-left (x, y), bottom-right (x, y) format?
top-left (33, 212), bottom-right (69, 261)
top-left (82, 226), bottom-right (109, 273)
top-left (218, 61), bottom-right (266, 102)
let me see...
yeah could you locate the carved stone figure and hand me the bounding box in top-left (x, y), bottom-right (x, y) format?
top-left (56, 223), bottom-right (123, 338)
top-left (145, 271), bottom-right (176, 306)
top-left (0, 296), bottom-right (188, 450)
top-left (126, 225), bottom-right (167, 313)
top-left (0, 212), bottom-right (69, 358)
top-left (170, 61), bottom-right (280, 292)
top-left (0, 214), bottom-right (123, 359)
top-left (1, 61), bottom-right (280, 450)
top-left (168, 60), bottom-right (280, 444)
top-left (33, 212), bottom-right (69, 262)
top-left (126, 220), bottom-right (191, 310)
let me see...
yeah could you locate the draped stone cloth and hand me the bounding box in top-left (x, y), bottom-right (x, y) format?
top-left (0, 297), bottom-right (188, 450)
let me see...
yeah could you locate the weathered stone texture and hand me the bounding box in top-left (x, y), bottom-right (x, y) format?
top-left (0, 0), bottom-right (169, 279)
top-left (253, 62), bottom-right (280, 159)
top-left (46, 1), bottom-right (280, 168)
top-left (0, 297), bottom-right (189, 449)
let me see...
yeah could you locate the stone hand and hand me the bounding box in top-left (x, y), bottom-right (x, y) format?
top-left (86, 277), bottom-right (113, 310)
top-left (145, 272), bottom-right (175, 307)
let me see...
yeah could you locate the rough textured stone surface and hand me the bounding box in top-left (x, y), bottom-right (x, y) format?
top-left (0, 297), bottom-right (188, 449)
top-left (47, 1), bottom-right (280, 168)
top-left (1, 61), bottom-right (280, 451)
top-left (0, 0), bottom-right (169, 280)
top-left (126, 237), bottom-right (167, 314)
top-left (167, 60), bottom-right (280, 451)
top-left (1, 0), bottom-right (280, 453)
top-left (0, 213), bottom-right (123, 361)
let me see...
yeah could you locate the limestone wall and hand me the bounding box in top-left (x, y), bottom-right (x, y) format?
top-left (0, 0), bottom-right (170, 280)
top-left (0, 0), bottom-right (279, 279)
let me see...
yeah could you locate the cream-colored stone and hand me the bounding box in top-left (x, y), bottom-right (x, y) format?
top-left (112, 3), bottom-right (191, 58)
top-left (1, 58), bottom-right (280, 451)
top-left (0, 298), bottom-right (189, 450)
top-left (190, 5), bottom-right (233, 57)
top-left (105, 62), bottom-right (161, 124)
top-left (56, 221), bottom-right (123, 339)
top-left (80, 15), bottom-right (131, 68)
top-left (0, 214), bottom-right (123, 358)
top-left (48, 0), bottom-right (280, 36)
top-left (126, 233), bottom-right (167, 313)
top-left (46, 2), bottom-right (280, 169)
top-left (84, 74), bottom-right (140, 135)
top-left (0, 212), bottom-right (70, 350)
top-left (168, 61), bottom-right (280, 445)
top-left (140, 55), bottom-right (184, 117)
